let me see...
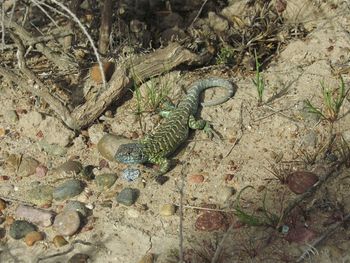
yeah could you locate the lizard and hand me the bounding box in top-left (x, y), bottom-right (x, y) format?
top-left (115, 77), bottom-right (235, 180)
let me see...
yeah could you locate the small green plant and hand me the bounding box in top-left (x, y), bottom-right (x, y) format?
top-left (233, 186), bottom-right (279, 227)
top-left (216, 46), bottom-right (235, 65)
top-left (252, 50), bottom-right (265, 106)
top-left (305, 77), bottom-right (349, 123)
top-left (133, 77), bottom-right (172, 115)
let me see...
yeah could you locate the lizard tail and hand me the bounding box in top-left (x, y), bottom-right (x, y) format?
top-left (190, 77), bottom-right (235, 107)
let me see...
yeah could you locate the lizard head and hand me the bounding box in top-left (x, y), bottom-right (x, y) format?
top-left (115, 143), bottom-right (147, 164)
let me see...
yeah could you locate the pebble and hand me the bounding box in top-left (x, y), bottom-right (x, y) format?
top-left (0, 127), bottom-right (5, 137)
top-left (18, 111), bottom-right (43, 130)
top-left (127, 209), bottom-right (140, 218)
top-left (53, 179), bottom-right (84, 201)
top-left (38, 116), bottom-right (75, 147)
top-left (64, 201), bottom-right (89, 217)
top-left (53, 235), bottom-right (69, 247)
top-left (27, 185), bottom-right (54, 206)
top-left (285, 226), bottom-right (316, 244)
top-left (5, 215), bottom-right (15, 226)
top-left (160, 204), bottom-right (176, 216)
top-left (38, 140), bottom-right (67, 156)
top-left (195, 211), bottom-right (225, 232)
top-left (53, 210), bottom-right (81, 236)
top-left (122, 168), bottom-right (141, 182)
top-left (55, 160), bottom-right (83, 176)
top-left (116, 188), bottom-right (139, 206)
top-left (97, 134), bottom-right (133, 161)
top-left (4, 110), bottom-right (19, 123)
top-left (80, 165), bottom-right (95, 181)
top-left (17, 157), bottom-right (39, 177)
top-left (87, 124), bottom-right (104, 145)
top-left (343, 130), bottom-right (350, 142)
top-left (188, 174), bottom-right (204, 184)
top-left (95, 173), bottom-right (117, 190)
top-left (35, 164), bottom-right (48, 177)
top-left (24, 231), bottom-right (44, 246)
top-left (5, 154), bottom-right (21, 170)
top-left (15, 205), bottom-right (55, 227)
top-left (301, 131), bottom-right (318, 148)
top-left (208, 11), bottom-right (229, 32)
top-left (138, 253), bottom-right (154, 263)
top-left (68, 253), bottom-right (89, 263)
top-left (9, 220), bottom-right (37, 239)
top-left (90, 62), bottom-right (115, 83)
top-left (217, 186), bottom-right (235, 203)
top-left (0, 199), bottom-right (6, 211)
top-left (0, 228), bottom-right (5, 238)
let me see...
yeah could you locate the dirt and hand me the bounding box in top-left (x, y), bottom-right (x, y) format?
top-left (1, 0), bottom-right (350, 263)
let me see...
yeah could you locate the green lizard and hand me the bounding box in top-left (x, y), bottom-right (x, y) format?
top-left (115, 77), bottom-right (235, 179)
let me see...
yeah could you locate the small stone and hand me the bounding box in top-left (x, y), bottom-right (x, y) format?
top-left (4, 110), bottom-right (19, 123)
top-left (27, 185), bottom-right (54, 206)
top-left (127, 209), bottom-right (140, 218)
top-left (55, 160), bottom-right (83, 176)
top-left (9, 220), bottom-right (37, 239)
top-left (122, 168), bottom-right (141, 182)
top-left (5, 154), bottom-right (21, 170)
top-left (195, 211), bottom-right (225, 232)
top-left (68, 253), bottom-right (89, 263)
top-left (53, 210), bottom-right (81, 236)
top-left (80, 165), bottom-right (95, 181)
top-left (95, 173), bottom-right (117, 190)
top-left (155, 175), bottom-right (169, 185)
top-left (38, 116), bottom-right (75, 147)
top-left (99, 159), bottom-right (109, 169)
top-left (90, 62), bottom-right (115, 84)
top-left (138, 253), bottom-right (154, 263)
top-left (53, 235), bottom-right (69, 247)
top-left (217, 186), bottom-right (235, 203)
top-left (301, 131), bottom-right (318, 148)
top-left (188, 174), bottom-right (204, 184)
top-left (0, 127), bottom-right (5, 137)
top-left (24, 231), bottom-right (44, 246)
top-left (15, 205), bottom-right (55, 227)
top-left (18, 111), bottom-right (43, 130)
top-left (0, 199), bottom-right (6, 211)
top-left (5, 215), bottom-right (14, 226)
top-left (97, 134), bottom-right (133, 161)
top-left (64, 201), bottom-right (89, 217)
top-left (53, 179), bottom-right (84, 201)
top-left (285, 226), bottom-right (316, 244)
top-left (116, 188), bottom-right (139, 206)
top-left (287, 171), bottom-right (318, 194)
top-left (0, 228), bottom-right (5, 238)
top-left (17, 157), bottom-right (39, 177)
top-left (208, 11), bottom-right (229, 32)
top-left (38, 140), bottom-right (67, 156)
top-left (35, 164), bottom-right (48, 177)
top-left (160, 204), bottom-right (176, 216)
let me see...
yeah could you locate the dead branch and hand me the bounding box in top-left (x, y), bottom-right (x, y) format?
top-left (98, 0), bottom-right (113, 55)
top-left (62, 0), bottom-right (82, 50)
top-left (4, 15), bottom-right (78, 72)
top-left (10, 33), bottom-right (78, 129)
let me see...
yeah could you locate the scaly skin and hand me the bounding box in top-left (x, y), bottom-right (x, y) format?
top-left (115, 77), bottom-right (235, 176)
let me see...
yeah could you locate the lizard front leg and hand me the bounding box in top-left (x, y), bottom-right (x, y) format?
top-left (148, 156), bottom-right (171, 176)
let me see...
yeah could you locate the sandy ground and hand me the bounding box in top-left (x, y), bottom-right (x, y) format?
top-left (1, 1), bottom-right (350, 262)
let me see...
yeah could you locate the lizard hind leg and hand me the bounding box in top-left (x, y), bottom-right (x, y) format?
top-left (188, 115), bottom-right (219, 139)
